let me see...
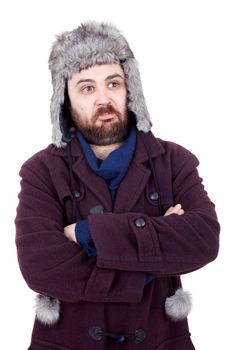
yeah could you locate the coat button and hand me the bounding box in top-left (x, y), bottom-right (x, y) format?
top-left (135, 218), bottom-right (146, 228)
top-left (134, 329), bottom-right (146, 343)
top-left (149, 192), bottom-right (159, 200)
top-left (88, 326), bottom-right (103, 341)
top-left (89, 205), bottom-right (104, 215)
top-left (115, 335), bottom-right (126, 344)
top-left (74, 190), bottom-right (81, 199)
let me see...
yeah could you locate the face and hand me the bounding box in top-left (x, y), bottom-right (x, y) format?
top-left (67, 63), bottom-right (129, 145)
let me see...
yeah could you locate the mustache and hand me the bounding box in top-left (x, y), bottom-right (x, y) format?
top-left (93, 104), bottom-right (121, 120)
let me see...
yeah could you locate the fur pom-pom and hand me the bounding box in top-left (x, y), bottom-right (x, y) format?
top-left (165, 288), bottom-right (192, 322)
top-left (34, 294), bottom-right (60, 326)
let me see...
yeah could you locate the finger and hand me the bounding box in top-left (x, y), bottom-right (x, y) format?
top-left (164, 205), bottom-right (184, 216)
top-left (171, 205), bottom-right (181, 214)
top-left (173, 204), bottom-right (183, 214)
top-left (164, 206), bottom-right (174, 216)
top-left (177, 209), bottom-right (184, 215)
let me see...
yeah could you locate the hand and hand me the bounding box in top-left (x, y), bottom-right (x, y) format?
top-left (164, 204), bottom-right (184, 216)
top-left (64, 223), bottom-right (77, 242)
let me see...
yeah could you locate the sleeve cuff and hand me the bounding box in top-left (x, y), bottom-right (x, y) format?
top-left (75, 220), bottom-right (97, 257)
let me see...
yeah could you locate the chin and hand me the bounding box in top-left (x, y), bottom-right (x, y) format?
top-left (91, 136), bottom-right (127, 146)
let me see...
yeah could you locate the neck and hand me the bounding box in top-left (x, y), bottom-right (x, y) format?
top-left (90, 142), bottom-right (123, 160)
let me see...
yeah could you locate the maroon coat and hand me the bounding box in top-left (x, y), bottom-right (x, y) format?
top-left (15, 131), bottom-right (220, 350)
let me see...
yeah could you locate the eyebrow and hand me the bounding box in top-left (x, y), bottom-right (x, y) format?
top-left (76, 74), bottom-right (125, 86)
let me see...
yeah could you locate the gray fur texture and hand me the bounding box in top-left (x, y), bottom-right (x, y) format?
top-left (35, 294), bottom-right (60, 326)
top-left (165, 288), bottom-right (192, 322)
top-left (34, 288), bottom-right (192, 326)
top-left (48, 21), bottom-right (152, 148)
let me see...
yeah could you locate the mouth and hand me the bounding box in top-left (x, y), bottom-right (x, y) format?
top-left (97, 113), bottom-right (116, 121)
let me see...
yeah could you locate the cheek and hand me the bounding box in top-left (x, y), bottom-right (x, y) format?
top-left (74, 104), bottom-right (94, 122)
top-left (113, 90), bottom-right (126, 106)
top-left (117, 96), bottom-right (127, 112)
top-left (71, 100), bottom-right (87, 115)
top-left (78, 105), bottom-right (87, 113)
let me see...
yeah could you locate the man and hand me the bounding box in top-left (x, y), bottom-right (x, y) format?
top-left (15, 21), bottom-right (220, 349)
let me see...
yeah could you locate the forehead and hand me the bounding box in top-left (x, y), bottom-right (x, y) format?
top-left (70, 63), bottom-right (125, 83)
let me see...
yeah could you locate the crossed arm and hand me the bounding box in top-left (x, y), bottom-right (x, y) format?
top-left (16, 149), bottom-right (219, 302)
top-left (64, 204), bottom-right (185, 242)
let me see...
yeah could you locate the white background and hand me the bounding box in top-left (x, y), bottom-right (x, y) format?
top-left (0, 0), bottom-right (232, 349)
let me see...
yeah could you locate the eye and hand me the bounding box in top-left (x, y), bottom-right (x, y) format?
top-left (81, 85), bottom-right (95, 93)
top-left (108, 81), bottom-right (120, 89)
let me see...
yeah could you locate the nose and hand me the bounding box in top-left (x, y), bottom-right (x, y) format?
top-left (95, 87), bottom-right (111, 106)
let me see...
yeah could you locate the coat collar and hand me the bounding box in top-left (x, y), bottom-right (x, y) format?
top-left (50, 130), bottom-right (165, 213)
top-left (50, 130), bottom-right (165, 164)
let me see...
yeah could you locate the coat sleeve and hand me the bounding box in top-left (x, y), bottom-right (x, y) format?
top-left (15, 157), bottom-right (146, 303)
top-left (88, 151), bottom-right (220, 275)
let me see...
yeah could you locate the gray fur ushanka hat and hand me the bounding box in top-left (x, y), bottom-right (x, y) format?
top-left (48, 21), bottom-right (152, 148)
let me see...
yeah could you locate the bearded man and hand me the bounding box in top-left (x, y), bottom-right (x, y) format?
top-left (15, 21), bottom-right (220, 350)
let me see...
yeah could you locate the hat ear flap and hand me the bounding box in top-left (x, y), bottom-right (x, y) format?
top-left (51, 77), bottom-right (71, 148)
top-left (122, 58), bottom-right (152, 133)
top-left (59, 86), bottom-right (76, 144)
top-left (59, 107), bottom-right (73, 144)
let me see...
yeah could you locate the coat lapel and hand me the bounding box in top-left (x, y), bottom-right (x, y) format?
top-left (72, 156), bottom-right (113, 212)
top-left (52, 137), bottom-right (113, 212)
top-left (114, 131), bottom-right (165, 213)
top-left (113, 161), bottom-right (151, 212)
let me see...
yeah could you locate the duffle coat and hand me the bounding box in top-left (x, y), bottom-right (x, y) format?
top-left (15, 130), bottom-right (220, 350)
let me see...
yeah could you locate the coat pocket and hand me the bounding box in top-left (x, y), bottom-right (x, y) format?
top-left (29, 338), bottom-right (74, 350)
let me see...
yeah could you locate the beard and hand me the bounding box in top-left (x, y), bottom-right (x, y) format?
top-left (71, 103), bottom-right (131, 146)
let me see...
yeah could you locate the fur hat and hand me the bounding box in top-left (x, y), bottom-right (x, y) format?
top-left (48, 21), bottom-right (152, 148)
